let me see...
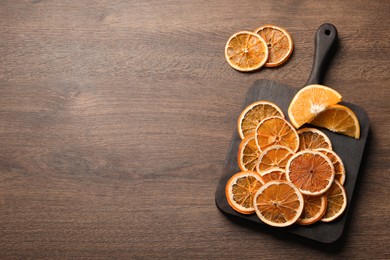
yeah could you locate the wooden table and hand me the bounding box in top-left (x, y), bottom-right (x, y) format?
top-left (1, 0), bottom-right (389, 258)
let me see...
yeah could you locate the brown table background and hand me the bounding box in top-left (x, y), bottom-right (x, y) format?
top-left (1, 0), bottom-right (389, 258)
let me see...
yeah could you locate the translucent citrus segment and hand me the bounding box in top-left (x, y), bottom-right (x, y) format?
top-left (237, 133), bottom-right (261, 172)
top-left (297, 195), bottom-right (327, 225)
top-left (321, 180), bottom-right (347, 222)
top-left (237, 101), bottom-right (284, 140)
top-left (259, 168), bottom-right (286, 183)
top-left (286, 151), bottom-right (335, 196)
top-left (255, 25), bottom-right (293, 67)
top-left (255, 116), bottom-right (299, 152)
top-left (288, 84), bottom-right (342, 129)
top-left (254, 181), bottom-right (304, 227)
top-left (256, 145), bottom-right (294, 172)
top-left (317, 148), bottom-right (346, 185)
top-left (297, 127), bottom-right (332, 151)
top-left (310, 104), bottom-right (360, 139)
top-left (225, 171), bottom-right (264, 214)
top-left (225, 31), bottom-right (269, 72)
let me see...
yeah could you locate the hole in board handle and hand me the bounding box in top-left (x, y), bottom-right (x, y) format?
top-left (325, 29), bottom-right (331, 35)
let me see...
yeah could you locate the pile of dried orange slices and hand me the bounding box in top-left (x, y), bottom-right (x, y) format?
top-left (226, 86), bottom-right (360, 227)
top-left (225, 25), bottom-right (294, 72)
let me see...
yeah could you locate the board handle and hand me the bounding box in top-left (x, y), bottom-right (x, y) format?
top-left (304, 23), bottom-right (338, 86)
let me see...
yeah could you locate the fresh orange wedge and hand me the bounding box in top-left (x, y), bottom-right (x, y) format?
top-left (253, 181), bottom-right (304, 227)
top-left (255, 25), bottom-right (293, 67)
top-left (310, 104), bottom-right (360, 139)
top-left (225, 31), bottom-right (268, 72)
top-left (297, 127), bottom-right (332, 151)
top-left (258, 168), bottom-right (286, 183)
top-left (255, 116), bottom-right (299, 152)
top-left (237, 101), bottom-right (284, 140)
top-left (297, 195), bottom-right (327, 225)
top-left (288, 85), bottom-right (342, 129)
top-left (321, 180), bottom-right (347, 222)
top-left (225, 171), bottom-right (264, 214)
top-left (256, 145), bottom-right (294, 172)
top-left (237, 133), bottom-right (261, 172)
top-left (317, 148), bottom-right (346, 185)
top-left (286, 151), bottom-right (335, 196)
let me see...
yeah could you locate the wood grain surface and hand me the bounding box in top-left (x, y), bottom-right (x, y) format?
top-left (0, 0), bottom-right (389, 258)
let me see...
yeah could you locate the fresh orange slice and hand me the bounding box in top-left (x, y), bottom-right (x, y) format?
top-left (256, 145), bottom-right (294, 172)
top-left (237, 133), bottom-right (261, 171)
top-left (237, 101), bottom-right (284, 140)
top-left (321, 180), bottom-right (347, 222)
top-left (288, 85), bottom-right (342, 129)
top-left (225, 31), bottom-right (268, 72)
top-left (286, 151), bottom-right (335, 196)
top-left (253, 181), bottom-right (304, 227)
top-left (225, 171), bottom-right (264, 214)
top-left (317, 148), bottom-right (346, 185)
top-left (297, 127), bottom-right (332, 151)
top-left (255, 25), bottom-right (293, 67)
top-left (258, 168), bottom-right (286, 183)
top-left (310, 104), bottom-right (360, 139)
top-left (255, 116), bottom-right (299, 152)
top-left (296, 195), bottom-right (327, 225)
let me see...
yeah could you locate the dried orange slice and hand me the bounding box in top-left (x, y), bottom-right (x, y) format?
top-left (258, 168), bottom-right (286, 183)
top-left (255, 25), bottom-right (293, 67)
top-left (237, 101), bottom-right (284, 140)
top-left (286, 151), bottom-right (335, 196)
top-left (297, 127), bottom-right (332, 151)
top-left (317, 148), bottom-right (346, 185)
top-left (237, 133), bottom-right (261, 171)
top-left (288, 85), bottom-right (342, 129)
top-left (225, 171), bottom-right (264, 214)
top-left (297, 195), bottom-right (327, 225)
top-left (255, 116), bottom-right (299, 152)
top-left (321, 180), bottom-right (347, 222)
top-left (256, 145), bottom-right (294, 172)
top-left (310, 104), bottom-right (360, 139)
top-left (225, 31), bottom-right (268, 72)
top-left (253, 181), bottom-right (304, 227)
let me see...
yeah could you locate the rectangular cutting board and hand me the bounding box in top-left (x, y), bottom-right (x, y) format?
top-left (215, 79), bottom-right (369, 243)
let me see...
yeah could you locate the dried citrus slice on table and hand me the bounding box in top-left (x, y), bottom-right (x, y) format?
top-left (256, 145), bottom-right (294, 172)
top-left (255, 116), bottom-right (299, 152)
top-left (225, 31), bottom-right (269, 72)
top-left (288, 84), bottom-right (342, 129)
top-left (237, 101), bottom-right (284, 139)
top-left (253, 181), bottom-right (304, 227)
top-left (286, 150), bottom-right (335, 196)
top-left (310, 104), bottom-right (360, 139)
top-left (321, 180), bottom-right (347, 222)
top-left (225, 171), bottom-right (264, 214)
top-left (255, 25), bottom-right (293, 67)
top-left (317, 148), bottom-right (346, 185)
top-left (237, 133), bottom-right (261, 171)
top-left (297, 195), bottom-right (327, 225)
top-left (258, 168), bottom-right (287, 183)
top-left (297, 127), bottom-right (332, 151)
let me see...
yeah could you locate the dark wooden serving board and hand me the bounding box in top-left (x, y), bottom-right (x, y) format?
top-left (215, 24), bottom-right (370, 243)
